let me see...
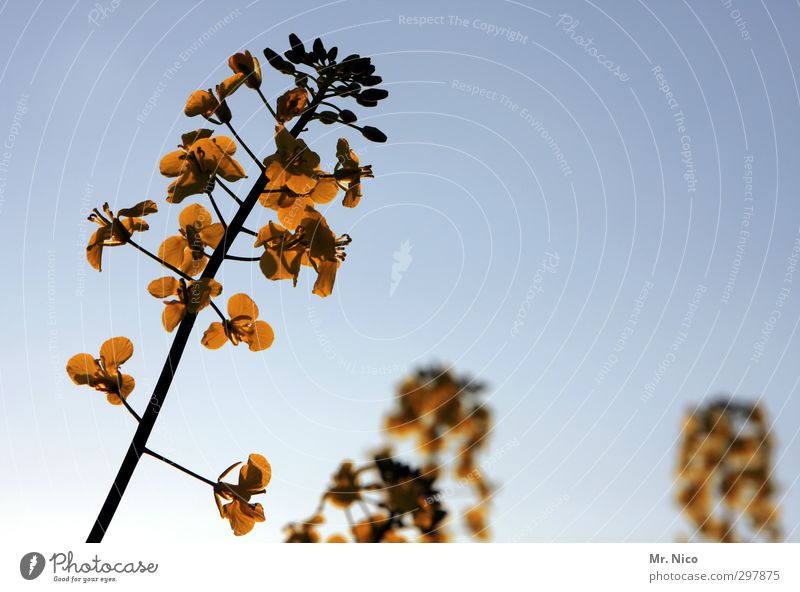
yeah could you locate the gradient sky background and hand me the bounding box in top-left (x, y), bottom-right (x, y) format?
top-left (1, 0), bottom-right (799, 543)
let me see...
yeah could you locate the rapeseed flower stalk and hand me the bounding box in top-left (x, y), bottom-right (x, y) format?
top-left (66, 33), bottom-right (388, 541)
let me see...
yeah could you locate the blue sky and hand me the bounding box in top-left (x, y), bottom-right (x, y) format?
top-left (1, 0), bottom-right (799, 543)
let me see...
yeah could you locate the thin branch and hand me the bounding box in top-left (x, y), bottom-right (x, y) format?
top-left (143, 447), bottom-right (216, 487)
top-left (225, 254), bottom-right (261, 262)
top-left (127, 238), bottom-right (193, 281)
top-left (209, 300), bottom-right (226, 322)
top-left (225, 122), bottom-right (264, 172)
top-left (215, 177), bottom-right (243, 205)
top-left (118, 395), bottom-right (141, 422)
top-left (206, 192), bottom-right (227, 228)
top-left (255, 87), bottom-right (279, 122)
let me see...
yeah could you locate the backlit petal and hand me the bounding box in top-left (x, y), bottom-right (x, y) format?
top-left (100, 336), bottom-right (134, 372)
top-left (66, 354), bottom-right (102, 386)
top-left (160, 150), bottom-right (187, 177)
top-left (147, 276), bottom-right (181, 299)
top-left (179, 203), bottom-right (213, 230)
top-left (239, 454), bottom-right (272, 491)
top-left (162, 301), bottom-right (186, 332)
top-left (158, 235), bottom-right (188, 270)
top-left (199, 223), bottom-right (225, 248)
top-left (227, 293), bottom-right (258, 321)
top-left (244, 320), bottom-right (274, 352)
top-left (201, 322), bottom-right (228, 349)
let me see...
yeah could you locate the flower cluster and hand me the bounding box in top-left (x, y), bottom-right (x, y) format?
top-left (384, 366), bottom-right (493, 540)
top-left (675, 399), bottom-right (781, 542)
top-left (284, 366), bottom-right (493, 543)
top-left (69, 33), bottom-right (388, 540)
top-left (284, 453), bottom-right (446, 543)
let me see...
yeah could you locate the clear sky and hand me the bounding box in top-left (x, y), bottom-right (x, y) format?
top-left (1, 0), bottom-right (799, 543)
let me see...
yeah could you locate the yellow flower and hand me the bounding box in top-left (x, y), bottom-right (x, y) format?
top-left (66, 337), bottom-right (135, 405)
top-left (326, 461), bottom-right (361, 508)
top-left (255, 221), bottom-right (305, 284)
top-left (214, 454), bottom-right (271, 536)
top-left (217, 73), bottom-right (246, 100)
top-left (159, 129), bottom-right (247, 203)
top-left (276, 87), bottom-right (308, 122)
top-left (284, 515), bottom-right (324, 543)
top-left (299, 208), bottom-right (348, 298)
top-left (262, 125), bottom-right (320, 195)
top-left (464, 505), bottom-right (490, 541)
top-left (147, 276), bottom-right (223, 332)
top-left (228, 50), bottom-right (261, 89)
top-left (184, 90), bottom-right (220, 119)
top-left (157, 203), bottom-right (225, 277)
top-left (335, 138), bottom-right (373, 208)
top-left (256, 207), bottom-right (350, 297)
top-left (352, 514), bottom-right (407, 543)
top-left (86, 201), bottom-right (157, 271)
top-left (258, 175), bottom-right (338, 228)
top-left (201, 293), bottom-right (275, 351)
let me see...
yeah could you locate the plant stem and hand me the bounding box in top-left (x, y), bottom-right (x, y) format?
top-left (119, 395), bottom-right (141, 422)
top-left (86, 83), bottom-right (328, 543)
top-left (127, 238), bottom-right (193, 282)
top-left (256, 87), bottom-right (279, 122)
top-left (143, 447), bottom-right (216, 487)
top-left (225, 122), bottom-right (264, 172)
top-left (225, 254), bottom-right (261, 262)
top-left (215, 177), bottom-right (243, 205)
top-left (206, 192), bottom-right (227, 228)
top-left (208, 300), bottom-right (226, 322)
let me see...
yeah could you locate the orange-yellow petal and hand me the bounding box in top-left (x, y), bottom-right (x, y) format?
top-left (160, 150), bottom-right (187, 178)
top-left (158, 235), bottom-right (188, 270)
top-left (312, 260), bottom-right (338, 298)
top-left (222, 500), bottom-right (265, 536)
top-left (239, 454), bottom-right (272, 491)
top-left (310, 176), bottom-right (338, 204)
top-left (244, 320), bottom-right (274, 352)
top-left (99, 337), bottom-right (134, 373)
top-left (227, 293), bottom-right (258, 321)
top-left (201, 322), bottom-right (228, 349)
top-left (66, 353), bottom-right (102, 386)
top-left (162, 301), bottom-right (186, 332)
top-left (179, 203), bottom-right (213, 230)
top-left (147, 276), bottom-right (181, 299)
top-left (184, 89), bottom-right (218, 118)
top-left (199, 223), bottom-right (225, 248)
top-left (106, 374), bottom-right (135, 405)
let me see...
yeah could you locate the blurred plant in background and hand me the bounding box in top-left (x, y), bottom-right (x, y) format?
top-left (675, 398), bottom-right (781, 542)
top-left (285, 365), bottom-right (494, 542)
